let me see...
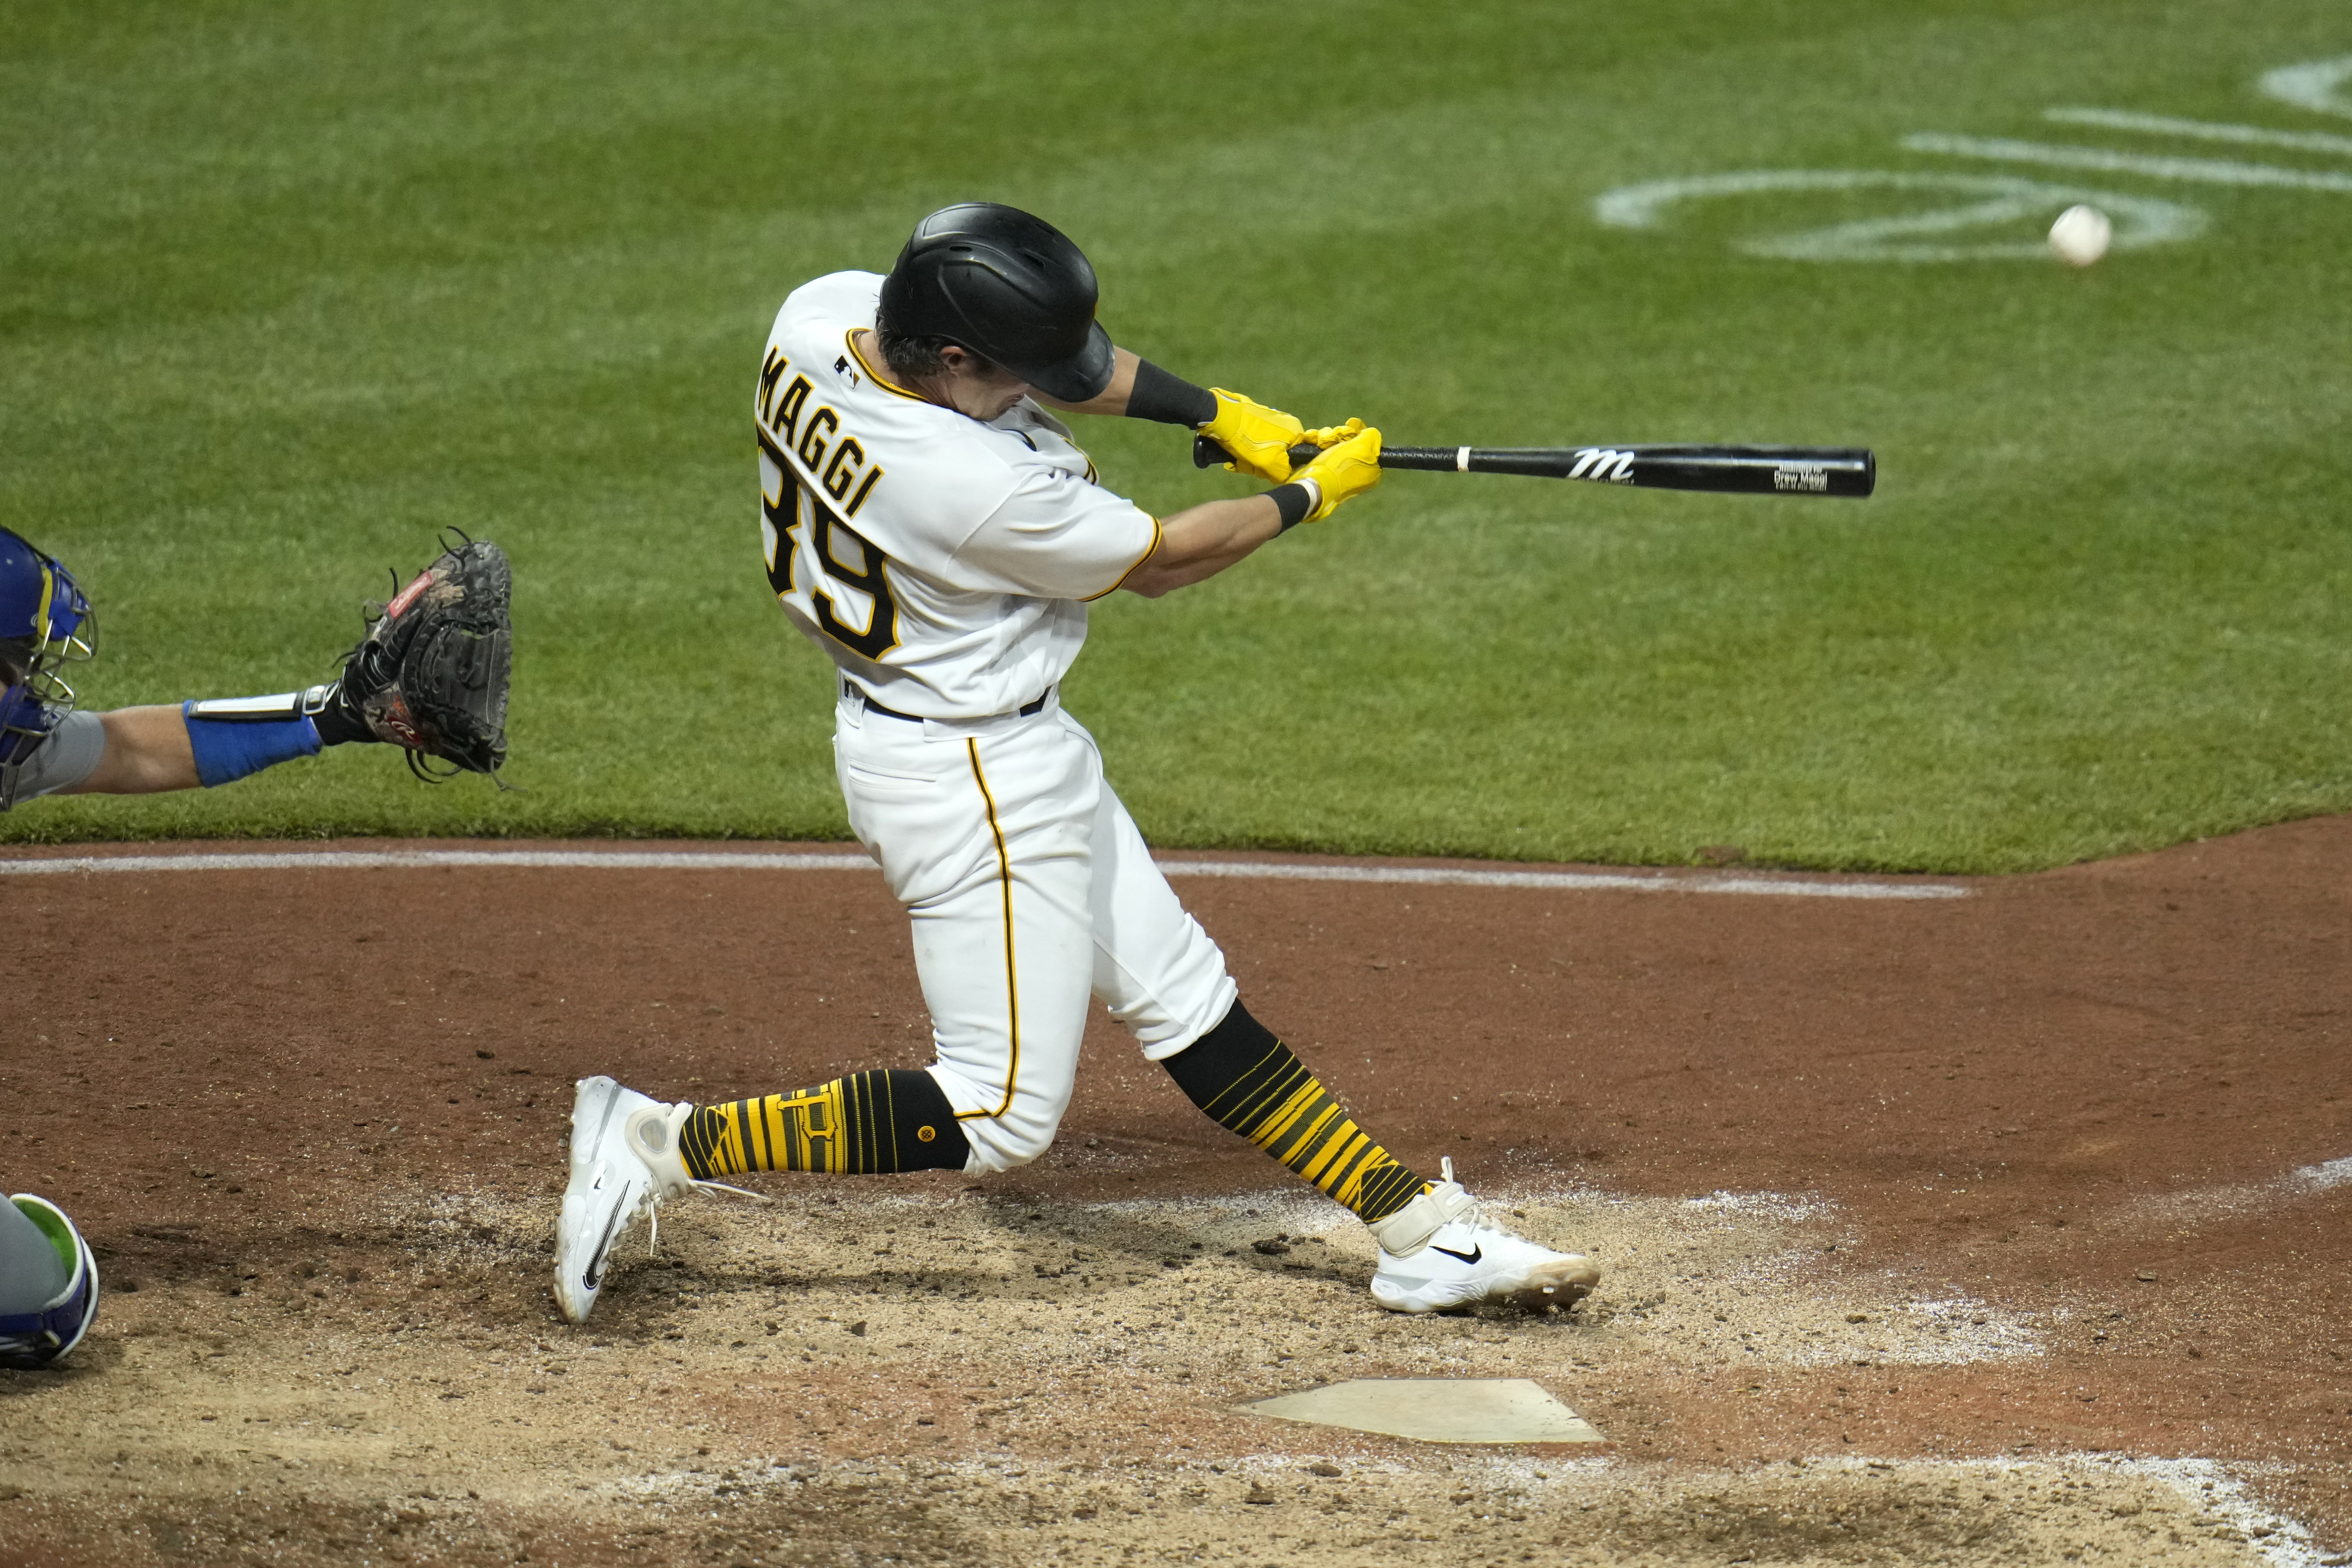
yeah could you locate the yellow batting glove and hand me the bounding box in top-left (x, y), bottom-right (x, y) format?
top-left (1300, 417), bottom-right (1366, 450)
top-left (1201, 389), bottom-right (1307, 482)
top-left (1292, 424), bottom-right (1382, 522)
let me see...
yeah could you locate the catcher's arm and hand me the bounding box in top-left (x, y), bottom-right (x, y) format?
top-left (64, 708), bottom-right (199, 793)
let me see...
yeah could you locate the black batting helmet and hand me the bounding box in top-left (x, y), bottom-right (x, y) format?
top-left (877, 203), bottom-right (1115, 403)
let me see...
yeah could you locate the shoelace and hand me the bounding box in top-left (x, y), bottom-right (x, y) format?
top-left (1435, 1155), bottom-right (1542, 1246)
top-left (644, 1178), bottom-right (773, 1257)
top-left (1438, 1155), bottom-right (1488, 1232)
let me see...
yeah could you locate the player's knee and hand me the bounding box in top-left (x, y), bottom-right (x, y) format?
top-left (960, 1112), bottom-right (1063, 1172)
top-left (971, 1142), bottom-right (1040, 1174)
top-left (949, 1093), bottom-right (1068, 1171)
top-left (922, 1061), bottom-right (1071, 1173)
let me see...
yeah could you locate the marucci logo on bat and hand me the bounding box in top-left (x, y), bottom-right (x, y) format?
top-left (1773, 464), bottom-right (1830, 492)
top-left (1566, 448), bottom-right (1637, 482)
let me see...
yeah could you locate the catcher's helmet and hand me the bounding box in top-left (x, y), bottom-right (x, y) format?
top-left (0, 526), bottom-right (95, 680)
top-left (0, 528), bottom-right (92, 812)
top-left (877, 203), bottom-right (1115, 403)
top-left (0, 1194), bottom-right (100, 1370)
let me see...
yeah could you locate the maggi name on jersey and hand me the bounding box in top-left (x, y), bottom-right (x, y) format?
top-left (759, 349), bottom-right (881, 515)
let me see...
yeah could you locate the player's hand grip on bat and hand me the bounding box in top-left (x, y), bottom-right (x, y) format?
top-left (1301, 417), bottom-right (1367, 451)
top-left (1291, 423), bottom-right (1382, 522)
top-left (1197, 390), bottom-right (1308, 483)
top-left (1190, 417), bottom-right (1364, 475)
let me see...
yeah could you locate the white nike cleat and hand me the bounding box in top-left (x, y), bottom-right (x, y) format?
top-left (554, 1077), bottom-right (697, 1326)
top-left (1365, 1158), bottom-right (1601, 1314)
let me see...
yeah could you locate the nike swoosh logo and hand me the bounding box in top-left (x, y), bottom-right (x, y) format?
top-left (1431, 1243), bottom-right (1483, 1266)
top-left (582, 1175), bottom-right (628, 1291)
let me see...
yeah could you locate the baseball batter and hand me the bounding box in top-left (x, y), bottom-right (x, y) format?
top-left (558, 204), bottom-right (1597, 1323)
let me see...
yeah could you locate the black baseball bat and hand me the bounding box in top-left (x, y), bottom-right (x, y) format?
top-left (1191, 435), bottom-right (1875, 498)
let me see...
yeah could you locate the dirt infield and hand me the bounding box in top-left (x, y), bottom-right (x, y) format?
top-left (2, 820), bottom-right (2347, 1566)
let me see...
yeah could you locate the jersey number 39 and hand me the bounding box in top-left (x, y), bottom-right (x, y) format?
top-left (759, 427), bottom-right (901, 660)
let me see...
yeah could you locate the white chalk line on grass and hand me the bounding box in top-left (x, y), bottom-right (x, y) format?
top-left (2262, 54), bottom-right (2352, 120)
top-left (0, 848), bottom-right (1971, 900)
top-left (1902, 132), bottom-right (2352, 193)
top-left (1592, 169), bottom-right (2206, 262)
top-left (2046, 106), bottom-right (2352, 158)
top-left (0, 850), bottom-right (875, 876)
top-left (1157, 860), bottom-right (1966, 900)
top-left (1595, 53), bottom-right (2352, 264)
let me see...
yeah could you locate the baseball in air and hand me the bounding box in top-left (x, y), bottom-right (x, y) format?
top-left (2048, 204), bottom-right (2112, 267)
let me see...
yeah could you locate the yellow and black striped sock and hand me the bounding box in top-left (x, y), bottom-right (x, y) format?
top-left (1162, 1002), bottom-right (1428, 1223)
top-left (678, 1069), bottom-right (969, 1178)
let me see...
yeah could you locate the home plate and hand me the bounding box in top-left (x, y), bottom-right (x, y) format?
top-left (1242, 1379), bottom-right (1604, 1444)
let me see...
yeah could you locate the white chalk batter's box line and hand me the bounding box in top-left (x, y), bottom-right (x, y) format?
top-left (0, 848), bottom-right (1969, 900)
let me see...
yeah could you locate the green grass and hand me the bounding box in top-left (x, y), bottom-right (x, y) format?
top-left (5, 0), bottom-right (2348, 869)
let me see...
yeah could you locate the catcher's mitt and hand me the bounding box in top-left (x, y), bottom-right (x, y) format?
top-left (339, 534), bottom-right (512, 781)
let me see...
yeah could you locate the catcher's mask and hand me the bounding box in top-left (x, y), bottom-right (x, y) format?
top-left (0, 1194), bottom-right (100, 1370)
top-left (877, 202), bottom-right (1115, 404)
top-left (0, 675), bottom-right (64, 811)
top-left (0, 526), bottom-right (96, 677)
top-left (0, 529), bottom-right (94, 812)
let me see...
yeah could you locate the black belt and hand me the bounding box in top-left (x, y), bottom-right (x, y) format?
top-left (848, 682), bottom-right (1048, 722)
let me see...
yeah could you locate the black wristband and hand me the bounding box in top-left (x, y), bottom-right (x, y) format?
top-left (1268, 484), bottom-right (1313, 532)
top-left (311, 698), bottom-right (373, 748)
top-left (1125, 360), bottom-right (1218, 427)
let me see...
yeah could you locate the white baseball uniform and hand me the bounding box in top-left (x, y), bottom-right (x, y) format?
top-left (757, 271), bottom-right (1239, 1172)
top-left (551, 251), bottom-right (1601, 1330)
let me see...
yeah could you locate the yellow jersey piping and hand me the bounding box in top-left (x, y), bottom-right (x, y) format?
top-left (1083, 514), bottom-right (1164, 602)
top-left (846, 330), bottom-right (926, 403)
top-left (960, 738), bottom-right (1020, 1121)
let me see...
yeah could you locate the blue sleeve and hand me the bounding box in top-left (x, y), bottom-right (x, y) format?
top-left (182, 702), bottom-right (321, 788)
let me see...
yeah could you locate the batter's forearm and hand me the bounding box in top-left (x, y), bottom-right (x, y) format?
top-left (1121, 494), bottom-right (1288, 597)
